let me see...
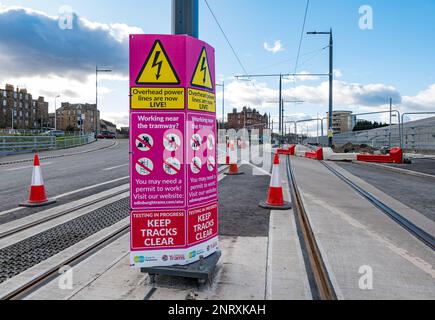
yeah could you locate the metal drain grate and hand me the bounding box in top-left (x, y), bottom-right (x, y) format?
top-left (0, 197), bottom-right (129, 283)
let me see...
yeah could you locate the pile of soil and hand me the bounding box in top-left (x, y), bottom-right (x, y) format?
top-left (333, 142), bottom-right (376, 154)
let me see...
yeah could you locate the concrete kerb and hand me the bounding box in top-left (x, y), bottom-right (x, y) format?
top-left (0, 140), bottom-right (117, 166)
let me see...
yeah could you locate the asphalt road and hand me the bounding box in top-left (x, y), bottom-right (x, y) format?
top-left (388, 158), bottom-right (435, 175)
top-left (0, 139), bottom-right (129, 215)
top-left (337, 161), bottom-right (435, 222)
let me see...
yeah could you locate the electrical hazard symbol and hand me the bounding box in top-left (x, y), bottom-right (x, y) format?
top-left (136, 40), bottom-right (180, 85)
top-left (136, 158), bottom-right (154, 176)
top-left (190, 157), bottom-right (202, 174)
top-left (163, 157), bottom-right (181, 175)
top-left (136, 134), bottom-right (153, 151)
top-left (191, 47), bottom-right (213, 90)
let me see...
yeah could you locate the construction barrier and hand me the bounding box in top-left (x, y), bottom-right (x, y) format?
top-left (259, 153), bottom-right (291, 210)
top-left (305, 147), bottom-right (324, 161)
top-left (20, 154), bottom-right (56, 207)
top-left (225, 140), bottom-right (244, 175)
top-left (277, 144), bottom-right (296, 156)
top-left (357, 147), bottom-right (403, 164)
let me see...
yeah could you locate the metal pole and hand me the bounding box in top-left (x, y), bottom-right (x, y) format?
top-left (172, 0), bottom-right (199, 38)
top-left (389, 98), bottom-right (392, 148)
top-left (328, 29), bottom-right (333, 147)
top-left (222, 82), bottom-right (225, 129)
top-left (95, 66), bottom-right (98, 135)
top-left (279, 74), bottom-right (282, 144)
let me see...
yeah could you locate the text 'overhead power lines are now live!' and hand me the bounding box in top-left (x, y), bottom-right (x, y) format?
top-left (129, 34), bottom-right (218, 268)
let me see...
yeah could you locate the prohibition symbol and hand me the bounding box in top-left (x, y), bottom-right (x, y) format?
top-left (191, 134), bottom-right (202, 151)
top-left (190, 157), bottom-right (202, 174)
top-left (136, 134), bottom-right (153, 151)
top-left (136, 158), bottom-right (153, 176)
top-left (207, 156), bottom-right (216, 172)
top-left (164, 133), bottom-right (181, 152)
top-left (207, 133), bottom-right (215, 151)
top-left (163, 157), bottom-right (181, 175)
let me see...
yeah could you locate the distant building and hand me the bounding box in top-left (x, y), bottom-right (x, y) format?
top-left (48, 113), bottom-right (55, 129)
top-left (0, 84), bottom-right (49, 130)
top-left (56, 102), bottom-right (100, 133)
top-left (119, 127), bottom-right (130, 135)
top-left (326, 110), bottom-right (356, 134)
top-left (100, 119), bottom-right (117, 133)
top-left (226, 107), bottom-right (268, 134)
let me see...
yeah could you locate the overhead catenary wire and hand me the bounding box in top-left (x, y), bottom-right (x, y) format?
top-left (293, 0), bottom-right (311, 77)
top-left (204, 0), bottom-right (249, 77)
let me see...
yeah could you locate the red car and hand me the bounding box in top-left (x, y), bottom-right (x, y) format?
top-left (97, 131), bottom-right (116, 139)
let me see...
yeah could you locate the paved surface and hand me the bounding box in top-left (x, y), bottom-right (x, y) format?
top-left (218, 164), bottom-right (270, 237)
top-left (337, 161), bottom-right (435, 221)
top-left (291, 156), bottom-right (435, 300)
top-left (23, 158), bottom-right (312, 300)
top-left (0, 139), bottom-right (116, 164)
top-left (0, 140), bottom-right (128, 214)
top-left (388, 158), bottom-right (435, 175)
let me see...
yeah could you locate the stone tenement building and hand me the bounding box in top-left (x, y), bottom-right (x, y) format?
top-left (0, 84), bottom-right (49, 130)
top-left (56, 103), bottom-right (100, 133)
top-left (227, 107), bottom-right (268, 135)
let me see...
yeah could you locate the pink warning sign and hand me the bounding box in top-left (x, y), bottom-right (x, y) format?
top-left (187, 113), bottom-right (218, 206)
top-left (129, 34), bottom-right (218, 268)
top-left (130, 112), bottom-right (185, 210)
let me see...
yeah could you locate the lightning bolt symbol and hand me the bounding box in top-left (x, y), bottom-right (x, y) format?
top-left (152, 51), bottom-right (163, 80)
top-left (200, 57), bottom-right (207, 83)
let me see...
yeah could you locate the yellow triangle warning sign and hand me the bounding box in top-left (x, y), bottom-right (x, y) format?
top-left (191, 47), bottom-right (213, 90)
top-left (136, 40), bottom-right (180, 85)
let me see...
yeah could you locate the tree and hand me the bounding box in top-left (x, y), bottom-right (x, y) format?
top-left (353, 120), bottom-right (388, 132)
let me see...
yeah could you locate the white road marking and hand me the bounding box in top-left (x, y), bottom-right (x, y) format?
top-left (0, 175), bottom-right (129, 217)
top-left (4, 162), bottom-right (52, 172)
top-left (102, 164), bottom-right (129, 171)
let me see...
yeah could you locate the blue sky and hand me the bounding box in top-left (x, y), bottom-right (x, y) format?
top-left (0, 0), bottom-right (434, 131)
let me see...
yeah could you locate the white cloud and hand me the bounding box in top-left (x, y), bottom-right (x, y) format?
top-left (102, 111), bottom-right (129, 128)
top-left (263, 40), bottom-right (284, 54)
top-left (225, 79), bottom-right (401, 112)
top-left (401, 84), bottom-right (435, 112)
top-left (0, 4), bottom-right (143, 80)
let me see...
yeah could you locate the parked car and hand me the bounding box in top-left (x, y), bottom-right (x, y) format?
top-left (43, 130), bottom-right (65, 137)
top-left (97, 131), bottom-right (116, 139)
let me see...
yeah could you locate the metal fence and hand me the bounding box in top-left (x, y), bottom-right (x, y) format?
top-left (0, 134), bottom-right (96, 156)
top-left (305, 121), bottom-right (435, 152)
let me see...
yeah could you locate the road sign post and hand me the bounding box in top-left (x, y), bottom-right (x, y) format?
top-left (129, 34), bottom-right (218, 270)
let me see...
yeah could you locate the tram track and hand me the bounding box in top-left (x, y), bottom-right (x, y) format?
top-left (285, 156), bottom-right (337, 300)
top-left (321, 160), bottom-right (435, 251)
top-left (0, 165), bottom-right (230, 300)
top-left (1, 222), bottom-right (129, 300)
top-left (0, 186), bottom-right (130, 241)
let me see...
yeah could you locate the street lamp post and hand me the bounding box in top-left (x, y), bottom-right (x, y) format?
top-left (96, 66), bottom-right (112, 135)
top-left (54, 94), bottom-right (60, 130)
top-left (216, 82), bottom-right (225, 129)
top-left (307, 29), bottom-right (333, 147)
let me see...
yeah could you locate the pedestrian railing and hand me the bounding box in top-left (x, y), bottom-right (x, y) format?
top-left (0, 134), bottom-right (96, 156)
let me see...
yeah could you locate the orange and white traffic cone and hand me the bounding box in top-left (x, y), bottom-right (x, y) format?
top-left (20, 155), bottom-right (56, 207)
top-left (225, 140), bottom-right (244, 175)
top-left (259, 153), bottom-right (291, 210)
top-left (226, 142), bottom-right (230, 165)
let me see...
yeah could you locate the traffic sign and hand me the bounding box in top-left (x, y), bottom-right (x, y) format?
top-left (135, 158), bottom-right (153, 176)
top-left (129, 35), bottom-right (218, 269)
top-left (136, 134), bottom-right (153, 152)
top-left (191, 47), bottom-right (213, 90)
top-left (136, 40), bottom-right (180, 85)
